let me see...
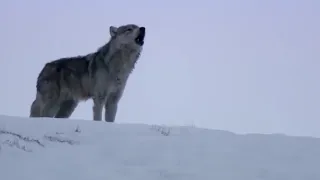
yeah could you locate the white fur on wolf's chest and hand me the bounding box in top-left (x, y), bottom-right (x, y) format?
top-left (93, 47), bottom-right (141, 95)
top-left (111, 48), bottom-right (140, 71)
top-left (108, 50), bottom-right (140, 79)
top-left (93, 68), bottom-right (126, 95)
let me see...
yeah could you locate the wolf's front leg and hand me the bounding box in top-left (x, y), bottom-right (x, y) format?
top-left (92, 96), bottom-right (106, 121)
top-left (104, 90), bottom-right (123, 122)
top-left (105, 98), bottom-right (118, 122)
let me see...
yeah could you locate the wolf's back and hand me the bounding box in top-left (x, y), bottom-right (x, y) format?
top-left (36, 56), bottom-right (90, 94)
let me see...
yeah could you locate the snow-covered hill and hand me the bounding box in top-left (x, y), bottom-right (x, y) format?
top-left (0, 115), bottom-right (320, 180)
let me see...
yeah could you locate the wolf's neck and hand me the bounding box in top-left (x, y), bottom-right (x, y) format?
top-left (107, 46), bottom-right (141, 75)
top-left (91, 41), bottom-right (141, 74)
top-left (94, 41), bottom-right (112, 63)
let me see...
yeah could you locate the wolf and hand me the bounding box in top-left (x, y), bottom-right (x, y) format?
top-left (29, 24), bottom-right (146, 122)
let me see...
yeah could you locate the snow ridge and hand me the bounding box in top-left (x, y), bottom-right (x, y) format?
top-left (1, 115), bottom-right (320, 180)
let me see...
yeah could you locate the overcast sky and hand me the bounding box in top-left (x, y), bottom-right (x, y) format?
top-left (0, 0), bottom-right (319, 137)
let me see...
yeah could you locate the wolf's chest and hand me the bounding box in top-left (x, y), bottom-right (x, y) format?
top-left (93, 69), bottom-right (124, 91)
top-left (109, 50), bottom-right (138, 73)
top-left (98, 76), bottom-right (124, 94)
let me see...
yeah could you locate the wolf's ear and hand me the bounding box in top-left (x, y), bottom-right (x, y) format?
top-left (109, 26), bottom-right (118, 37)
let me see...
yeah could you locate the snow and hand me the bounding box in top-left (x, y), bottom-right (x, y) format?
top-left (1, 115), bottom-right (320, 180)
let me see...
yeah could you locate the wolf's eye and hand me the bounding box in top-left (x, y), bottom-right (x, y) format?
top-left (126, 28), bottom-right (133, 32)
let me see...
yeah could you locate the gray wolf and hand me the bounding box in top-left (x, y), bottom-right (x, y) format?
top-left (29, 24), bottom-right (146, 122)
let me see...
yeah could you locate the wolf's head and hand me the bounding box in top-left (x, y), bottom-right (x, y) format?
top-left (109, 24), bottom-right (146, 49)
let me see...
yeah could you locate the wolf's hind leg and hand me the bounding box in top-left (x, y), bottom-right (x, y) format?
top-left (30, 95), bottom-right (42, 117)
top-left (41, 97), bottom-right (60, 118)
top-left (55, 100), bottom-right (78, 118)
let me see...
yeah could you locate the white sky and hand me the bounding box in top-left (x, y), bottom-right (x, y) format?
top-left (0, 0), bottom-right (319, 137)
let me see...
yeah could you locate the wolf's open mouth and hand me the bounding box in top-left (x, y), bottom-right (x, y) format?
top-left (135, 27), bottom-right (145, 46)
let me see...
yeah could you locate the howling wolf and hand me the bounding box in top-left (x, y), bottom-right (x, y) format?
top-left (30, 24), bottom-right (146, 122)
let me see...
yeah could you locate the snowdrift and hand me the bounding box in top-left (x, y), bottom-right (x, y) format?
top-left (1, 115), bottom-right (320, 180)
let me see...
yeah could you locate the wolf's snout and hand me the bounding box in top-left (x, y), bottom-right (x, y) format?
top-left (138, 27), bottom-right (145, 38)
top-left (135, 27), bottom-right (145, 46)
top-left (139, 27), bottom-right (145, 34)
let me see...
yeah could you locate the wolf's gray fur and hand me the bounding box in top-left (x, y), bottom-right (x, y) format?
top-left (30, 24), bottom-right (146, 122)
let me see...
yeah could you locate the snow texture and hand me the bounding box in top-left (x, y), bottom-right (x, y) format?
top-left (1, 115), bottom-right (320, 180)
